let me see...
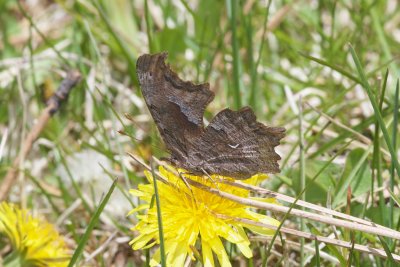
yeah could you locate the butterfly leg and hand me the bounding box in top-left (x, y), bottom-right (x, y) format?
top-left (200, 168), bottom-right (220, 190)
top-left (177, 171), bottom-right (192, 191)
top-left (177, 171), bottom-right (202, 208)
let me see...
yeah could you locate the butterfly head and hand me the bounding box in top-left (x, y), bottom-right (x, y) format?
top-left (137, 52), bottom-right (168, 86)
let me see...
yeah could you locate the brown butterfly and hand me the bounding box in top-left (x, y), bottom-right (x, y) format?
top-left (136, 52), bottom-right (285, 179)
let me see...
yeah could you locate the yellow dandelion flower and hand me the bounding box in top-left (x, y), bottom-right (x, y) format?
top-left (0, 202), bottom-right (69, 267)
top-left (129, 166), bottom-right (280, 267)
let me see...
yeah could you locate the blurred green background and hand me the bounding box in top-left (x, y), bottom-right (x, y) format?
top-left (0, 0), bottom-right (399, 266)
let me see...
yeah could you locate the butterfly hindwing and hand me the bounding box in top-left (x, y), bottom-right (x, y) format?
top-left (187, 108), bottom-right (285, 178)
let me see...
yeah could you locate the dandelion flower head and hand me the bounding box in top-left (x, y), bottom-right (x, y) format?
top-left (129, 165), bottom-right (279, 267)
top-left (0, 202), bottom-right (69, 267)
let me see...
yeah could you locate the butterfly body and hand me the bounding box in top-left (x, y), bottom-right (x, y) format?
top-left (137, 52), bottom-right (285, 179)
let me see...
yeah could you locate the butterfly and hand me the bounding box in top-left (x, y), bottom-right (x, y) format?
top-left (136, 52), bottom-right (285, 179)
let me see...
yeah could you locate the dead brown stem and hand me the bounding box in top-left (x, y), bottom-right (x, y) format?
top-left (0, 70), bottom-right (81, 201)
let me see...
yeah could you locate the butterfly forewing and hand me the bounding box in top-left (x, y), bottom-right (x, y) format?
top-left (136, 52), bottom-right (285, 179)
top-left (137, 53), bottom-right (214, 162)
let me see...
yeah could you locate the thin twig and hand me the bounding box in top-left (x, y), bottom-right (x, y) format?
top-left (84, 231), bottom-right (118, 263)
top-left (306, 102), bottom-right (372, 145)
top-left (150, 154), bottom-right (398, 236)
top-left (188, 178), bottom-right (400, 240)
top-left (56, 199), bottom-right (82, 226)
top-left (129, 154), bottom-right (400, 253)
top-left (219, 180), bottom-right (395, 233)
top-left (250, 236), bottom-right (340, 264)
top-left (228, 216), bottom-right (400, 262)
top-left (0, 70), bottom-right (81, 201)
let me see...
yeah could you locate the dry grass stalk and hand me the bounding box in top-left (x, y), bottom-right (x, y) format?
top-left (129, 153), bottom-right (400, 262)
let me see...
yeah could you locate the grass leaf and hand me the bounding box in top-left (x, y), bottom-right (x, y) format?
top-left (68, 179), bottom-right (117, 267)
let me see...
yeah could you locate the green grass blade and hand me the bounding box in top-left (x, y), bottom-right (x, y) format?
top-left (244, 11), bottom-right (255, 109)
top-left (298, 97), bottom-right (305, 266)
top-left (388, 189), bottom-right (400, 209)
top-left (68, 179), bottom-right (117, 267)
top-left (298, 52), bottom-right (361, 84)
top-left (150, 161), bottom-right (166, 267)
top-left (379, 69), bottom-right (389, 111)
top-left (16, 1), bottom-right (68, 65)
top-left (57, 151), bottom-right (92, 213)
top-left (346, 233), bottom-right (355, 267)
top-left (144, 0), bottom-right (157, 53)
top-left (227, 0), bottom-right (242, 109)
top-left (28, 173), bottom-right (60, 215)
top-left (249, 1), bottom-right (272, 112)
top-left (179, 0), bottom-right (196, 18)
top-left (314, 238), bottom-right (321, 267)
top-left (377, 236), bottom-right (395, 266)
top-left (91, 0), bottom-right (137, 83)
top-left (349, 44), bottom-right (400, 177)
top-left (308, 223), bottom-right (346, 265)
top-left (370, 8), bottom-right (398, 74)
top-left (265, 142), bottom-right (351, 264)
top-left (371, 69), bottom-right (390, 212)
top-left (333, 147), bottom-right (371, 207)
top-left (307, 223), bottom-right (321, 267)
top-left (389, 80), bottom-right (399, 229)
